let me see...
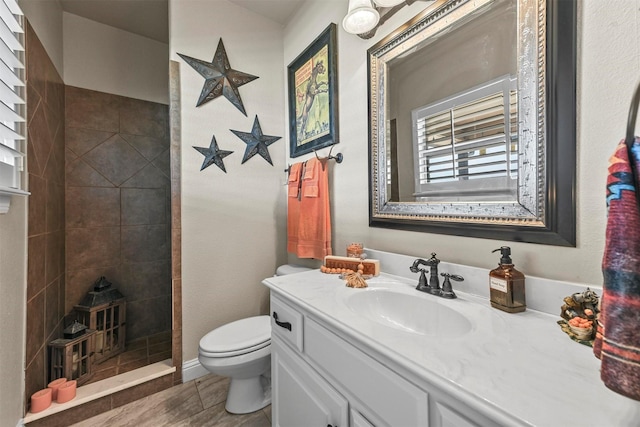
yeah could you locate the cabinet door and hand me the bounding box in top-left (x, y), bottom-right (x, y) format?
top-left (272, 337), bottom-right (348, 427)
top-left (351, 410), bottom-right (375, 427)
top-left (434, 402), bottom-right (483, 427)
top-left (305, 318), bottom-right (430, 426)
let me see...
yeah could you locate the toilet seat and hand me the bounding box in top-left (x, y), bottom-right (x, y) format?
top-left (199, 340), bottom-right (270, 358)
top-left (199, 315), bottom-right (271, 358)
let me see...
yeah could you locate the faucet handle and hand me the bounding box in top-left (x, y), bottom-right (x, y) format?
top-left (416, 270), bottom-right (428, 290)
top-left (440, 273), bottom-right (463, 299)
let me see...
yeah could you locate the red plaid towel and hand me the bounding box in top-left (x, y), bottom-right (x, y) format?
top-left (594, 138), bottom-right (640, 401)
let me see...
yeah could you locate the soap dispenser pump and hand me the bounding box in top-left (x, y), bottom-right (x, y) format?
top-left (489, 246), bottom-right (526, 313)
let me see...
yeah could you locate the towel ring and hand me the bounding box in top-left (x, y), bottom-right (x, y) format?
top-left (626, 80), bottom-right (640, 149)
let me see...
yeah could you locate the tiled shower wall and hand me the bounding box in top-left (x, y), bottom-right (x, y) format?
top-left (24, 65), bottom-right (182, 427)
top-left (64, 86), bottom-right (172, 343)
top-left (24, 21), bottom-right (66, 408)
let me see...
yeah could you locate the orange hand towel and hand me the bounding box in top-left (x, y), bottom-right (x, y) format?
top-left (292, 157), bottom-right (332, 259)
top-left (287, 162), bottom-right (303, 254)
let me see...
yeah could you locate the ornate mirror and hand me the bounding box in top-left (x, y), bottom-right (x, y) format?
top-left (368, 0), bottom-right (576, 246)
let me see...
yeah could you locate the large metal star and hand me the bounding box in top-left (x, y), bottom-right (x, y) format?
top-left (178, 39), bottom-right (258, 115)
top-left (231, 116), bottom-right (281, 165)
top-left (193, 135), bottom-right (233, 172)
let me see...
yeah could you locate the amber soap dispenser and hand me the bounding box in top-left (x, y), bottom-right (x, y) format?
top-left (489, 246), bottom-right (526, 313)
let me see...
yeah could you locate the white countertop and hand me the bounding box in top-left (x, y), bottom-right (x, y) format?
top-left (263, 269), bottom-right (640, 427)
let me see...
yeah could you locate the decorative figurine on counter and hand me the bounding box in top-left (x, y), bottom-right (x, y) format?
top-left (341, 271), bottom-right (369, 288)
top-left (558, 288), bottom-right (600, 345)
top-left (561, 288), bottom-right (600, 321)
top-left (319, 261), bottom-right (370, 288)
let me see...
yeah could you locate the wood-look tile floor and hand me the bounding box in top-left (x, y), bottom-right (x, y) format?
top-left (71, 374), bottom-right (271, 427)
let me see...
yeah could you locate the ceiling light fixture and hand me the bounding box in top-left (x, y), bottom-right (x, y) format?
top-left (342, 0), bottom-right (380, 35)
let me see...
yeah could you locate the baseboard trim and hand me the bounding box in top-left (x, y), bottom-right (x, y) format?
top-left (182, 358), bottom-right (209, 383)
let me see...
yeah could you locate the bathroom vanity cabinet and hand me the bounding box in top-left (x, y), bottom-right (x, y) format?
top-left (264, 264), bottom-right (640, 427)
top-left (271, 295), bottom-right (494, 427)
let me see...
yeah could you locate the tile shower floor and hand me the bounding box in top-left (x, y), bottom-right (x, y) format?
top-left (86, 331), bottom-right (172, 385)
top-left (71, 373), bottom-right (271, 426)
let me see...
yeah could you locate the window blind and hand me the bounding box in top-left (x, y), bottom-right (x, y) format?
top-left (0, 0), bottom-right (26, 213)
top-left (411, 76), bottom-right (517, 199)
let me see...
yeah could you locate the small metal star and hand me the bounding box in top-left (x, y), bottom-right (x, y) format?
top-left (231, 116), bottom-right (281, 165)
top-left (178, 39), bottom-right (259, 115)
top-left (193, 135), bottom-right (233, 172)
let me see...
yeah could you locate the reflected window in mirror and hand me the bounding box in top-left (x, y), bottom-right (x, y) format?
top-left (409, 76), bottom-right (518, 202)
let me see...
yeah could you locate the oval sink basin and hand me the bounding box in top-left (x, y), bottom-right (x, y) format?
top-left (346, 289), bottom-right (472, 337)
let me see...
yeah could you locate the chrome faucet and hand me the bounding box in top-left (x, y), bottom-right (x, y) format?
top-left (410, 253), bottom-right (463, 299)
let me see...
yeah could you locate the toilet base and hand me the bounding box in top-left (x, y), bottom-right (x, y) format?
top-left (225, 374), bottom-right (271, 414)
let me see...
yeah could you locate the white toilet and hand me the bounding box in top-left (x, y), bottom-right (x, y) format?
top-left (198, 264), bottom-right (310, 414)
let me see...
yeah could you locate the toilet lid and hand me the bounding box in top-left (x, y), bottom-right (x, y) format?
top-left (276, 264), bottom-right (312, 276)
top-left (199, 315), bottom-right (271, 357)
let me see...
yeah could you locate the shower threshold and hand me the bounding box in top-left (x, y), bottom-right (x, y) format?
top-left (23, 359), bottom-right (175, 424)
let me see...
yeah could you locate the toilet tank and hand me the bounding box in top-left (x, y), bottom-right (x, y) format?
top-left (275, 264), bottom-right (312, 276)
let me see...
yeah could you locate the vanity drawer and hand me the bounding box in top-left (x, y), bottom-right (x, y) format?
top-left (305, 318), bottom-right (430, 427)
top-left (270, 296), bottom-right (304, 352)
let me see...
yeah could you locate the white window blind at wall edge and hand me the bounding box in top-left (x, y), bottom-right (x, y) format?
top-left (0, 0), bottom-right (27, 214)
top-left (412, 76), bottom-right (517, 199)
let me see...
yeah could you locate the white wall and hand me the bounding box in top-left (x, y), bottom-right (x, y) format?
top-left (0, 198), bottom-right (27, 425)
top-left (285, 0), bottom-right (640, 287)
top-left (170, 0), bottom-right (285, 362)
top-left (19, 2), bottom-right (169, 105)
top-left (63, 12), bottom-right (169, 105)
top-left (19, 0), bottom-right (64, 77)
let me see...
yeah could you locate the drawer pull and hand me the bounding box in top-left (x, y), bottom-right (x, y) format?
top-left (272, 311), bottom-right (292, 331)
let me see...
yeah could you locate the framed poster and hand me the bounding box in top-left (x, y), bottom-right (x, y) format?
top-left (288, 23), bottom-right (339, 158)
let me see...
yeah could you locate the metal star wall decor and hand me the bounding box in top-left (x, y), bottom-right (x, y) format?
top-left (231, 115), bottom-right (281, 165)
top-left (193, 135), bottom-right (233, 172)
top-left (178, 39), bottom-right (258, 115)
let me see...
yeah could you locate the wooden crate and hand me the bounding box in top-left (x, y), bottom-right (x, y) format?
top-left (323, 255), bottom-right (380, 276)
top-left (75, 299), bottom-right (126, 364)
top-left (48, 330), bottom-right (96, 385)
